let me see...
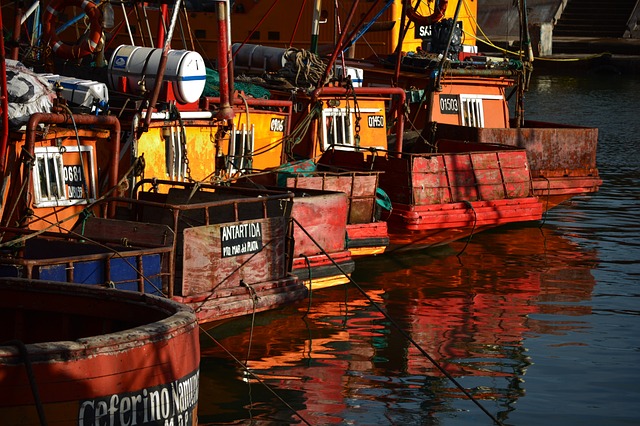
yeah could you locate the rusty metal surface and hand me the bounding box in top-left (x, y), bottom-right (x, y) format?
top-left (286, 172), bottom-right (380, 224)
top-left (433, 121), bottom-right (600, 176)
top-left (407, 149), bottom-right (533, 205)
top-left (291, 191), bottom-right (349, 256)
top-left (181, 217), bottom-right (287, 297)
top-left (0, 278), bottom-right (199, 424)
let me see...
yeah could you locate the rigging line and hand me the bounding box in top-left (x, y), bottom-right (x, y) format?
top-left (3, 340), bottom-right (48, 426)
top-left (290, 216), bottom-right (504, 426)
top-left (301, 254), bottom-right (313, 317)
top-left (289, 0), bottom-right (308, 47)
top-left (232, 0), bottom-right (283, 61)
top-left (456, 200), bottom-right (477, 257)
top-left (60, 105), bottom-right (91, 205)
top-left (199, 327), bottom-right (313, 426)
top-left (189, 238), bottom-right (279, 313)
top-left (180, 2), bottom-right (195, 52)
top-left (342, 0), bottom-right (386, 51)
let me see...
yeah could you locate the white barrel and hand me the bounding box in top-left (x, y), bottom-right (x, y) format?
top-left (108, 45), bottom-right (206, 104)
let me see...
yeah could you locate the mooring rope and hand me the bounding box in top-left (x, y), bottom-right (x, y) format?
top-left (456, 200), bottom-right (477, 257)
top-left (3, 340), bottom-right (48, 426)
top-left (199, 327), bottom-right (312, 426)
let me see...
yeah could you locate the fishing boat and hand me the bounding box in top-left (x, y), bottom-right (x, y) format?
top-left (0, 2), bottom-right (309, 321)
top-left (345, 0), bottom-right (602, 208)
top-left (176, 0), bottom-right (600, 210)
top-left (0, 277), bottom-right (199, 425)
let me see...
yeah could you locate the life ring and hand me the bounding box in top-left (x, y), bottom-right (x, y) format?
top-left (42, 0), bottom-right (103, 59)
top-left (405, 0), bottom-right (448, 27)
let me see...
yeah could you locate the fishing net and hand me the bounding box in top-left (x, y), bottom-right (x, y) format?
top-left (203, 67), bottom-right (271, 99)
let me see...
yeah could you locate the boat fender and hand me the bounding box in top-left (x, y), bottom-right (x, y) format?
top-left (405, 0), bottom-right (448, 27)
top-left (42, 0), bottom-right (103, 59)
top-left (376, 187), bottom-right (392, 211)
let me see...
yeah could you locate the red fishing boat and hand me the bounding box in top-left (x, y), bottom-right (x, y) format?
top-left (228, 56), bottom-right (543, 250)
top-left (342, 0), bottom-right (602, 208)
top-left (0, 277), bottom-right (199, 426)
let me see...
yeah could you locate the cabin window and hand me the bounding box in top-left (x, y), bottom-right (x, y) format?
top-left (268, 31), bottom-right (280, 41)
top-left (32, 146), bottom-right (97, 207)
top-left (249, 31), bottom-right (260, 40)
top-left (195, 29), bottom-right (206, 39)
top-left (321, 107), bottom-right (385, 151)
top-left (459, 94), bottom-right (504, 128)
top-left (322, 108), bottom-right (354, 150)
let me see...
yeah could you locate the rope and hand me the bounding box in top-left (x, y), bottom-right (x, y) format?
top-left (301, 254), bottom-right (313, 316)
top-left (199, 327), bottom-right (312, 426)
top-left (291, 216), bottom-right (504, 426)
top-left (456, 200), bottom-right (477, 257)
top-left (3, 340), bottom-right (48, 426)
top-left (273, 48), bottom-right (330, 91)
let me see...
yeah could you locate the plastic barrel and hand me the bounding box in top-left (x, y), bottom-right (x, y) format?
top-left (108, 45), bottom-right (206, 104)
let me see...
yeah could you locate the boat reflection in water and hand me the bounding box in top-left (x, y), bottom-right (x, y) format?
top-left (198, 224), bottom-right (597, 424)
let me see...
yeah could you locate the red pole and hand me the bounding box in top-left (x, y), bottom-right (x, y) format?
top-left (216, 1), bottom-right (234, 120)
top-left (0, 5), bottom-right (11, 175)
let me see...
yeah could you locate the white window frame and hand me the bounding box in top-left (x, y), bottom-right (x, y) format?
top-left (459, 94), bottom-right (504, 128)
top-left (33, 145), bottom-right (97, 207)
top-left (321, 107), bottom-right (383, 151)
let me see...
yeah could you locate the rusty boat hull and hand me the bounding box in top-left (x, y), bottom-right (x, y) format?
top-left (320, 140), bottom-right (544, 251)
top-left (429, 121), bottom-right (602, 209)
top-left (0, 278), bottom-right (199, 426)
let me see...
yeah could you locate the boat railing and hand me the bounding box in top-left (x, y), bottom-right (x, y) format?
top-left (0, 223), bottom-right (174, 295)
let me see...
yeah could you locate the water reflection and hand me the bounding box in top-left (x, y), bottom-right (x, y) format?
top-left (198, 223), bottom-right (598, 425)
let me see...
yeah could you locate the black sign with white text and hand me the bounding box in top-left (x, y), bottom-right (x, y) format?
top-left (220, 222), bottom-right (263, 258)
top-left (439, 94), bottom-right (460, 115)
top-left (367, 115), bottom-right (385, 128)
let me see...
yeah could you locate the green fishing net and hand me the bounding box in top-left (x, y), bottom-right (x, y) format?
top-left (203, 67), bottom-right (271, 99)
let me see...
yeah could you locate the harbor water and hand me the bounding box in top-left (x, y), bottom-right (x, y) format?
top-left (198, 72), bottom-right (640, 425)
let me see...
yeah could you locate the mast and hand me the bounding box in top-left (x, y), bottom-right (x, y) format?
top-left (434, 0), bottom-right (463, 91)
top-left (515, 0), bottom-right (534, 128)
top-left (311, 0), bottom-right (322, 54)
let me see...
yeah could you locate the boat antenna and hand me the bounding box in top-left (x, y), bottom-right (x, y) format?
top-left (310, 0), bottom-right (322, 54)
top-left (393, 0), bottom-right (411, 86)
top-left (434, 0), bottom-right (464, 91)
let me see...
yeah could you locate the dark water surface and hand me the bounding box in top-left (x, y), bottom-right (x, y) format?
top-left (198, 73), bottom-right (640, 425)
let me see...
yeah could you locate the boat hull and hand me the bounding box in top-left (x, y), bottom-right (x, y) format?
top-left (428, 121), bottom-right (602, 208)
top-left (320, 141), bottom-right (544, 250)
top-left (284, 171), bottom-right (388, 257)
top-left (0, 278), bottom-right (199, 426)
